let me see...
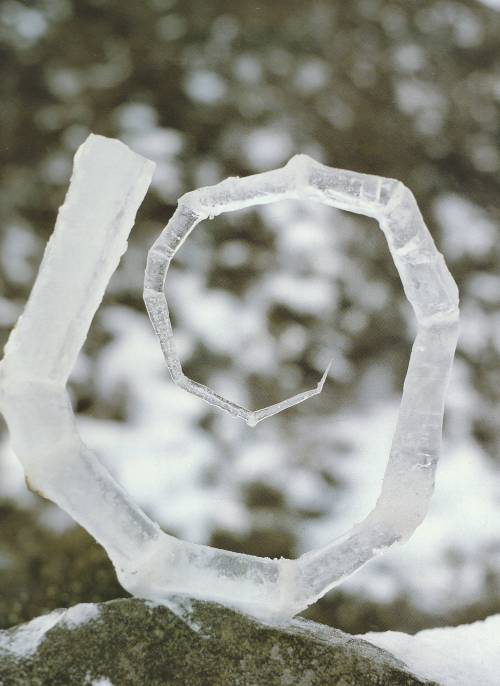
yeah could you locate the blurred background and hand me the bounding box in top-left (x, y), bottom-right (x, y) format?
top-left (1, 0), bottom-right (500, 634)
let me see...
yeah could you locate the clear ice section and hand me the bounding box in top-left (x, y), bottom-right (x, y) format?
top-left (144, 184), bottom-right (332, 426)
top-left (0, 142), bottom-right (459, 620)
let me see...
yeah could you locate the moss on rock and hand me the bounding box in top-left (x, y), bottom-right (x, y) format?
top-left (0, 597), bottom-right (441, 686)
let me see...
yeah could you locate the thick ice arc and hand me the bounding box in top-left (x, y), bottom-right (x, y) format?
top-left (0, 144), bottom-right (459, 620)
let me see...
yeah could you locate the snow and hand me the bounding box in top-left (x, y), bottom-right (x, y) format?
top-left (0, 609), bottom-right (64, 658)
top-left (477, 0), bottom-right (500, 9)
top-left (85, 675), bottom-right (114, 686)
top-left (0, 603), bottom-right (101, 658)
top-left (114, 102), bottom-right (184, 204)
top-left (433, 193), bottom-right (497, 260)
top-left (0, 297), bottom-right (20, 327)
top-left (363, 614), bottom-right (500, 686)
top-left (241, 127), bottom-right (294, 170)
top-left (183, 70), bottom-right (227, 105)
top-left (0, 3), bottom-right (47, 45)
top-left (62, 603), bottom-right (100, 629)
top-left (0, 224), bottom-right (40, 286)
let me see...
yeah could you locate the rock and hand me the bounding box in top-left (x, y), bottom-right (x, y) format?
top-left (0, 597), bottom-right (441, 686)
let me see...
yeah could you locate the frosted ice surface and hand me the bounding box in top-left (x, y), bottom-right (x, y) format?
top-left (0, 141), bottom-right (459, 620)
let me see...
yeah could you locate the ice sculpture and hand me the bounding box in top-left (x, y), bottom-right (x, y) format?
top-left (145, 213), bottom-right (332, 424)
top-left (0, 135), bottom-right (459, 619)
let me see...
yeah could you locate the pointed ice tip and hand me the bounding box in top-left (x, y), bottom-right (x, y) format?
top-left (316, 359), bottom-right (333, 392)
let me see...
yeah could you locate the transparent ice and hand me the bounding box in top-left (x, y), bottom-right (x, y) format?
top-left (0, 134), bottom-right (459, 619)
top-left (145, 204), bottom-right (332, 425)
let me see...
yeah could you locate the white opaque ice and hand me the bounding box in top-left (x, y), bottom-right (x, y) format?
top-left (2, 135), bottom-right (155, 386)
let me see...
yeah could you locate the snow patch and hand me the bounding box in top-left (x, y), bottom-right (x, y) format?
top-left (477, 0), bottom-right (500, 9)
top-left (0, 609), bottom-right (64, 658)
top-left (362, 614), bottom-right (500, 686)
top-left (0, 604), bottom-right (100, 659)
top-left (87, 677), bottom-right (114, 686)
top-left (61, 603), bottom-right (100, 629)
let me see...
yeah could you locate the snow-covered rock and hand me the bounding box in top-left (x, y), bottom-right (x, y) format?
top-left (364, 614), bottom-right (500, 686)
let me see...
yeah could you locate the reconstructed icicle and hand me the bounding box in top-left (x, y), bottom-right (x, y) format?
top-left (0, 144), bottom-right (459, 620)
top-left (144, 202), bottom-right (332, 426)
